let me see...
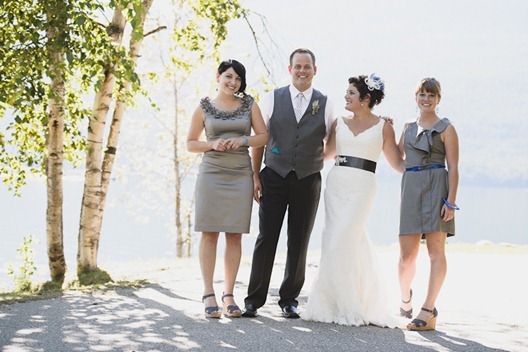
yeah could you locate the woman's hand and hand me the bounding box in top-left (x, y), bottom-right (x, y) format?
top-left (211, 138), bottom-right (228, 151)
top-left (441, 204), bottom-right (455, 222)
top-left (380, 115), bottom-right (394, 125)
top-left (224, 136), bottom-right (245, 150)
top-left (253, 176), bottom-right (262, 204)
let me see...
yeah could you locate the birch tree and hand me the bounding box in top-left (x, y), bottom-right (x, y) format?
top-left (0, 0), bottom-right (147, 284)
top-left (45, 1), bottom-right (68, 284)
top-left (76, 4), bottom-right (134, 277)
top-left (0, 0), bottom-right (93, 285)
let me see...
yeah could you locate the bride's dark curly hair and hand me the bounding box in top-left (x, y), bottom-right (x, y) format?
top-left (348, 75), bottom-right (385, 109)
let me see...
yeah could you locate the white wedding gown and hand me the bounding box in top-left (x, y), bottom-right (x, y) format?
top-left (303, 117), bottom-right (399, 328)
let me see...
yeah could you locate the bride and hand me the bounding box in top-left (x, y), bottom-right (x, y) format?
top-left (303, 74), bottom-right (403, 327)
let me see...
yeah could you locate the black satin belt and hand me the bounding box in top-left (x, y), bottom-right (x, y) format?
top-left (335, 155), bottom-right (377, 173)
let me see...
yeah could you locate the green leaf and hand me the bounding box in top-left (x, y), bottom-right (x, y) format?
top-left (66, 52), bottom-right (74, 64)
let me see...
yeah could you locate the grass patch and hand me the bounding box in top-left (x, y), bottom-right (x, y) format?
top-left (77, 267), bottom-right (113, 286)
top-left (0, 288), bottom-right (62, 306)
top-left (66, 279), bottom-right (149, 294)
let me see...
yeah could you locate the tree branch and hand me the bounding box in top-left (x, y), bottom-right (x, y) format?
top-left (144, 26), bottom-right (167, 37)
top-left (242, 11), bottom-right (274, 85)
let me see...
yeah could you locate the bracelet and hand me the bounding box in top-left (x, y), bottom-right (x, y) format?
top-left (442, 198), bottom-right (460, 210)
top-left (242, 135), bottom-right (249, 146)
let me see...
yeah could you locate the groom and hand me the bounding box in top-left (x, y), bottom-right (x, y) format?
top-left (243, 48), bottom-right (336, 318)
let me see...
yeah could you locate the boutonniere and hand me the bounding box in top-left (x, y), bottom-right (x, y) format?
top-left (311, 100), bottom-right (320, 115)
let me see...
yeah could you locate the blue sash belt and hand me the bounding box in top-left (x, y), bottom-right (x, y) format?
top-left (335, 155), bottom-right (377, 173)
top-left (405, 164), bottom-right (445, 172)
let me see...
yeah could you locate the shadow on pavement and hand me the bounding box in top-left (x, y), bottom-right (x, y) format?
top-left (0, 283), bottom-right (510, 352)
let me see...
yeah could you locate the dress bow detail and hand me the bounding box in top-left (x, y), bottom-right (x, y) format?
top-left (412, 127), bottom-right (434, 154)
top-left (409, 118), bottom-right (452, 156)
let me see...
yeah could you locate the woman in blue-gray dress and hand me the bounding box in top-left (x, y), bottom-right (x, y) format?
top-left (186, 60), bottom-right (268, 318)
top-left (398, 78), bottom-right (459, 331)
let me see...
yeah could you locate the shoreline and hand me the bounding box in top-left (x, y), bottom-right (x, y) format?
top-left (2, 241), bottom-right (528, 293)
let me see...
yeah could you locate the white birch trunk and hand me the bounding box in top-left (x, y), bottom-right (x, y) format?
top-left (173, 81), bottom-right (184, 257)
top-left (77, 9), bottom-right (125, 271)
top-left (98, 0), bottom-right (155, 240)
top-left (78, 1), bottom-right (154, 271)
top-left (46, 7), bottom-right (67, 283)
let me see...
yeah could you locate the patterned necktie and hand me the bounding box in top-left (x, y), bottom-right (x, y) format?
top-left (294, 92), bottom-right (305, 121)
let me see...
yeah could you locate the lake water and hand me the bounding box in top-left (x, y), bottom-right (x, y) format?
top-left (1, 164), bottom-right (527, 290)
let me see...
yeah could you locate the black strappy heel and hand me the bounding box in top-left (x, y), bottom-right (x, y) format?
top-left (407, 307), bottom-right (438, 331)
top-left (400, 289), bottom-right (413, 319)
top-left (221, 293), bottom-right (241, 318)
top-left (202, 293), bottom-right (222, 318)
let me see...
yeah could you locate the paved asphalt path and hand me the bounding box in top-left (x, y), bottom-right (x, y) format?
top-left (1, 247), bottom-right (527, 351)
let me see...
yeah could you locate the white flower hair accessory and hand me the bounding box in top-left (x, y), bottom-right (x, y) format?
top-left (364, 73), bottom-right (385, 92)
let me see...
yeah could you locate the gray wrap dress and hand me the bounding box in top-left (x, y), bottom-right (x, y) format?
top-left (399, 118), bottom-right (455, 237)
top-left (194, 95), bottom-right (254, 234)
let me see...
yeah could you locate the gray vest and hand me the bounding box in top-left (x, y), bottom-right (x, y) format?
top-left (264, 86), bottom-right (328, 179)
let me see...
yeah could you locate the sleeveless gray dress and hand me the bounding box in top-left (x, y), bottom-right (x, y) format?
top-left (400, 118), bottom-right (455, 237)
top-left (194, 95), bottom-right (254, 234)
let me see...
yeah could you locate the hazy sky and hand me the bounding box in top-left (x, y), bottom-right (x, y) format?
top-left (216, 0), bottom-right (528, 185)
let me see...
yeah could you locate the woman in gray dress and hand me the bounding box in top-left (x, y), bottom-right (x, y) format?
top-left (186, 60), bottom-right (268, 318)
top-left (398, 78), bottom-right (459, 331)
